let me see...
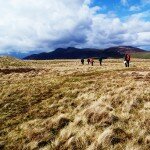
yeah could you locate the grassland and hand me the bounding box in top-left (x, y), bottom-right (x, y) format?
top-left (132, 52), bottom-right (150, 59)
top-left (0, 56), bottom-right (150, 150)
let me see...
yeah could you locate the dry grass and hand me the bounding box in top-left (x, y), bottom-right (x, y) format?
top-left (0, 57), bottom-right (150, 150)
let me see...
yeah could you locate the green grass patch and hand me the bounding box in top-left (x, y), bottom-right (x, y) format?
top-left (132, 52), bottom-right (150, 59)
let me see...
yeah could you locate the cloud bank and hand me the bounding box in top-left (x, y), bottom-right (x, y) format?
top-left (0, 0), bottom-right (149, 55)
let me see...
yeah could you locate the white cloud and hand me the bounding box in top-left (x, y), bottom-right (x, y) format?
top-left (129, 6), bottom-right (141, 11)
top-left (0, 0), bottom-right (95, 54)
top-left (141, 0), bottom-right (150, 4)
top-left (121, 0), bottom-right (128, 6)
top-left (85, 11), bottom-right (150, 48)
top-left (0, 0), bottom-right (149, 55)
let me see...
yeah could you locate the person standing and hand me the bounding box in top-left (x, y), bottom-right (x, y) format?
top-left (81, 58), bottom-right (84, 65)
top-left (124, 54), bottom-right (130, 67)
top-left (99, 57), bottom-right (103, 66)
top-left (87, 58), bottom-right (90, 65)
top-left (90, 58), bottom-right (94, 66)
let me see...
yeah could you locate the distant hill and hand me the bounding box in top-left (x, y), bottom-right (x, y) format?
top-left (24, 46), bottom-right (146, 60)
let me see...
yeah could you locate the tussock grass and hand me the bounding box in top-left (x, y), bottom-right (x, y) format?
top-left (0, 57), bottom-right (150, 150)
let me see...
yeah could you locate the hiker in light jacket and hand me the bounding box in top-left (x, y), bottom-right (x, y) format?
top-left (90, 58), bottom-right (94, 66)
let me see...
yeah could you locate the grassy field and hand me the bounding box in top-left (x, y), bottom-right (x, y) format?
top-left (131, 52), bottom-right (150, 59)
top-left (0, 57), bottom-right (150, 150)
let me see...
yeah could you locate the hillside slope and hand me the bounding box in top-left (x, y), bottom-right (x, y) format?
top-left (0, 58), bottom-right (150, 150)
top-left (132, 52), bottom-right (150, 59)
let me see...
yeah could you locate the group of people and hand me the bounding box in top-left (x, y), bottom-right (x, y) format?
top-left (81, 53), bottom-right (131, 67)
top-left (81, 57), bottom-right (103, 66)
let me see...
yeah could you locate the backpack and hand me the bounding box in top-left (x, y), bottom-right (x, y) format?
top-left (126, 55), bottom-right (130, 61)
top-left (125, 54), bottom-right (130, 61)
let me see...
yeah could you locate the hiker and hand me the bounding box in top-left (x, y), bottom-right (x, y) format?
top-left (87, 58), bottom-right (90, 65)
top-left (90, 58), bottom-right (94, 66)
top-left (81, 58), bottom-right (84, 65)
top-left (99, 57), bottom-right (103, 66)
top-left (124, 54), bottom-right (130, 67)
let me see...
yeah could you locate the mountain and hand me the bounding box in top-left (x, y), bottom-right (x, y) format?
top-left (104, 46), bottom-right (145, 54)
top-left (24, 46), bottom-right (146, 60)
top-left (24, 47), bottom-right (103, 60)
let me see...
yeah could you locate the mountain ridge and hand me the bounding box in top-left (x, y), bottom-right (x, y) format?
top-left (24, 46), bottom-right (146, 60)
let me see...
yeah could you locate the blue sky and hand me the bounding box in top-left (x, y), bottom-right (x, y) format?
top-left (91, 0), bottom-right (150, 19)
top-left (0, 0), bottom-right (149, 57)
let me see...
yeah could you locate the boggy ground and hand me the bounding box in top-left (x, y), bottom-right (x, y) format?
top-left (0, 57), bottom-right (150, 150)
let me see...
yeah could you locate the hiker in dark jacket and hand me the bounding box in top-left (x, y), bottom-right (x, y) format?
top-left (99, 57), bottom-right (103, 66)
top-left (87, 58), bottom-right (90, 65)
top-left (81, 58), bottom-right (84, 65)
top-left (124, 54), bottom-right (130, 67)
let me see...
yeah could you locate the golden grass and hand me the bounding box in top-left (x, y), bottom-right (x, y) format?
top-left (0, 57), bottom-right (150, 150)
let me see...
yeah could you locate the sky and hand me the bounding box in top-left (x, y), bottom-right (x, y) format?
top-left (0, 0), bottom-right (150, 57)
